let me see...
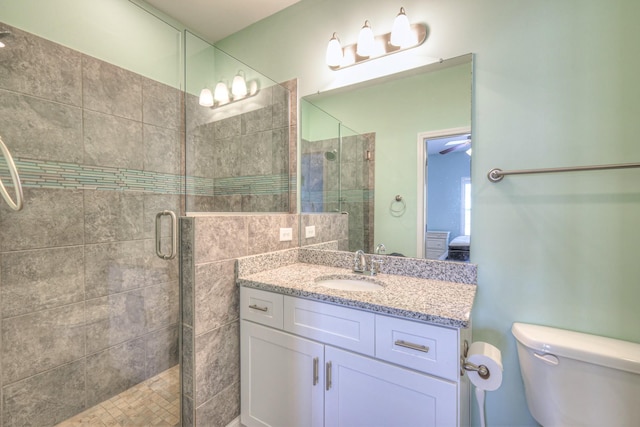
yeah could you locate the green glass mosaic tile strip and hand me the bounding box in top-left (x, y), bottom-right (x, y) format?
top-left (2, 159), bottom-right (289, 197)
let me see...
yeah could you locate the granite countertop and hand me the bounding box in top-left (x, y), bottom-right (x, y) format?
top-left (238, 263), bottom-right (476, 328)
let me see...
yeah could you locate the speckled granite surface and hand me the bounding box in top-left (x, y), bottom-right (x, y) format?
top-left (298, 248), bottom-right (477, 284)
top-left (238, 262), bottom-right (476, 328)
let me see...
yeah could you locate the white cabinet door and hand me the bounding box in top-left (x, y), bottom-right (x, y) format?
top-left (241, 320), bottom-right (324, 427)
top-left (324, 346), bottom-right (458, 427)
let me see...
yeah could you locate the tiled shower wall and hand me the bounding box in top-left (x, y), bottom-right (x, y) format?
top-left (180, 214), bottom-right (300, 426)
top-left (0, 24), bottom-right (181, 426)
top-left (185, 79), bottom-right (297, 214)
top-left (300, 133), bottom-right (375, 252)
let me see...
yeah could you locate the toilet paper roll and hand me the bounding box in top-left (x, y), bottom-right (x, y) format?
top-left (467, 341), bottom-right (503, 391)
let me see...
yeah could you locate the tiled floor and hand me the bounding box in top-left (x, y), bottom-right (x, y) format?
top-left (56, 365), bottom-right (180, 427)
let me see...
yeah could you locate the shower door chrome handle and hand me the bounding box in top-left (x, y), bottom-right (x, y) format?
top-left (0, 136), bottom-right (24, 211)
top-left (155, 210), bottom-right (177, 260)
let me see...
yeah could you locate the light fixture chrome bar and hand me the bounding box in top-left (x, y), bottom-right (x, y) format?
top-left (487, 162), bottom-right (640, 183)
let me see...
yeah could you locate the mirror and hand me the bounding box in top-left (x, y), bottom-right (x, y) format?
top-left (300, 54), bottom-right (472, 259)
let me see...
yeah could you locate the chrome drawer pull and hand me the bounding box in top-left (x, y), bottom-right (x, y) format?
top-left (313, 357), bottom-right (319, 386)
top-left (395, 340), bottom-right (430, 353)
top-left (326, 361), bottom-right (332, 391)
top-left (249, 304), bottom-right (268, 312)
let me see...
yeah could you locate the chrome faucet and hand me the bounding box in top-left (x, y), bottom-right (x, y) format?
top-left (370, 243), bottom-right (386, 275)
top-left (353, 250), bottom-right (367, 273)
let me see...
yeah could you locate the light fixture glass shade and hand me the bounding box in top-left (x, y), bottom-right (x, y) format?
top-left (390, 7), bottom-right (412, 48)
top-left (248, 80), bottom-right (259, 96)
top-left (213, 81), bottom-right (230, 104)
top-left (199, 88), bottom-right (214, 107)
top-left (356, 20), bottom-right (374, 57)
top-left (325, 33), bottom-right (343, 67)
top-left (231, 73), bottom-right (248, 99)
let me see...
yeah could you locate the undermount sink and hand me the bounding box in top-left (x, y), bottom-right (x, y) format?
top-left (316, 276), bottom-right (384, 292)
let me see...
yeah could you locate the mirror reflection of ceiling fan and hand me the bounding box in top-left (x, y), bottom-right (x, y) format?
top-left (439, 135), bottom-right (471, 155)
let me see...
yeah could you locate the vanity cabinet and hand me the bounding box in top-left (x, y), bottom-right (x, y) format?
top-left (240, 287), bottom-right (470, 427)
top-left (241, 321), bottom-right (324, 427)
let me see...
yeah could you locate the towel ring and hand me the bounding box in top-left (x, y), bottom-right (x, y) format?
top-left (390, 194), bottom-right (406, 217)
top-left (0, 136), bottom-right (24, 211)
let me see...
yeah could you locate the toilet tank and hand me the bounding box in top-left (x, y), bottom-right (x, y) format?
top-left (512, 322), bottom-right (640, 427)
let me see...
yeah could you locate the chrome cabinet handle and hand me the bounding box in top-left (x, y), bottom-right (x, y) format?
top-left (394, 339), bottom-right (430, 353)
top-left (0, 136), bottom-right (24, 211)
top-left (248, 304), bottom-right (268, 312)
top-left (155, 210), bottom-right (177, 260)
top-left (313, 357), bottom-right (319, 386)
top-left (326, 361), bottom-right (332, 391)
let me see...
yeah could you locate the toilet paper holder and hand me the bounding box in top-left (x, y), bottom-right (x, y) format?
top-left (461, 340), bottom-right (491, 379)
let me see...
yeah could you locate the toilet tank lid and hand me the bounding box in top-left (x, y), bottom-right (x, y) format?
top-left (512, 322), bottom-right (640, 375)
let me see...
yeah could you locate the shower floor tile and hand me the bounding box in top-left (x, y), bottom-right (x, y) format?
top-left (56, 365), bottom-right (180, 427)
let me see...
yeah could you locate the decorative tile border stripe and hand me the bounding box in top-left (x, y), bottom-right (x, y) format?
top-left (300, 189), bottom-right (375, 204)
top-left (0, 159), bottom-right (289, 196)
top-left (214, 174), bottom-right (289, 196)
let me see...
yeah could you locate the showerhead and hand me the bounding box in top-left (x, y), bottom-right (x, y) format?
top-left (324, 149), bottom-right (338, 161)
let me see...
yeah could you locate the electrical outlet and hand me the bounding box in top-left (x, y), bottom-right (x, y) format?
top-left (279, 227), bottom-right (293, 241)
top-left (305, 225), bottom-right (316, 238)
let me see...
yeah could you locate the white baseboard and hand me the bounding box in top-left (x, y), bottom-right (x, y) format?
top-left (226, 416), bottom-right (241, 427)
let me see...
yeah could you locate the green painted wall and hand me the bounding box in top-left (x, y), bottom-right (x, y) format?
top-left (218, 0), bottom-right (640, 425)
top-left (3, 0), bottom-right (639, 424)
top-left (0, 0), bottom-right (182, 88)
top-left (307, 63), bottom-right (471, 257)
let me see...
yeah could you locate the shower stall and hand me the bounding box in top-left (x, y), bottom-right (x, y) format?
top-left (0, 18), bottom-right (183, 426)
top-left (300, 100), bottom-right (375, 253)
top-left (0, 3), bottom-right (294, 424)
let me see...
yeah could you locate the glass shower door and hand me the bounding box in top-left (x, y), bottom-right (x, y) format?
top-left (0, 17), bottom-right (183, 427)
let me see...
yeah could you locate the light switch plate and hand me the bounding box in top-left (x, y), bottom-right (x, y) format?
top-left (305, 225), bottom-right (316, 238)
top-left (279, 227), bottom-right (293, 241)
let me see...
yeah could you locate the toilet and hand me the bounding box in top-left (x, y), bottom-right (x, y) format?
top-left (512, 322), bottom-right (640, 426)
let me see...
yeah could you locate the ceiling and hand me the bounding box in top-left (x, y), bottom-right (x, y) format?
top-left (143, 0), bottom-right (301, 43)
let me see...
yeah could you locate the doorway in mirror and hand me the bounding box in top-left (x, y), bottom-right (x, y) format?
top-left (417, 127), bottom-right (471, 261)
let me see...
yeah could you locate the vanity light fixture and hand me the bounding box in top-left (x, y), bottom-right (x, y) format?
top-left (231, 71), bottom-right (248, 99)
top-left (356, 20), bottom-right (374, 57)
top-left (198, 72), bottom-right (260, 108)
top-left (325, 33), bottom-right (343, 67)
top-left (198, 88), bottom-right (214, 107)
top-left (213, 81), bottom-right (230, 105)
top-left (390, 7), bottom-right (412, 48)
top-left (325, 7), bottom-right (427, 70)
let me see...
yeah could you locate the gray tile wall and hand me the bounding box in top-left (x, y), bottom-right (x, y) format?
top-left (300, 133), bottom-right (375, 252)
top-left (180, 213), bottom-right (299, 426)
top-left (185, 79), bottom-right (297, 213)
top-left (300, 213), bottom-right (350, 250)
top-left (0, 24), bottom-right (181, 426)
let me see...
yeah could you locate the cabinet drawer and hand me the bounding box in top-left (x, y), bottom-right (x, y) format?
top-left (426, 239), bottom-right (446, 250)
top-left (375, 315), bottom-right (459, 380)
top-left (284, 296), bottom-right (375, 356)
top-left (240, 287), bottom-right (284, 329)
